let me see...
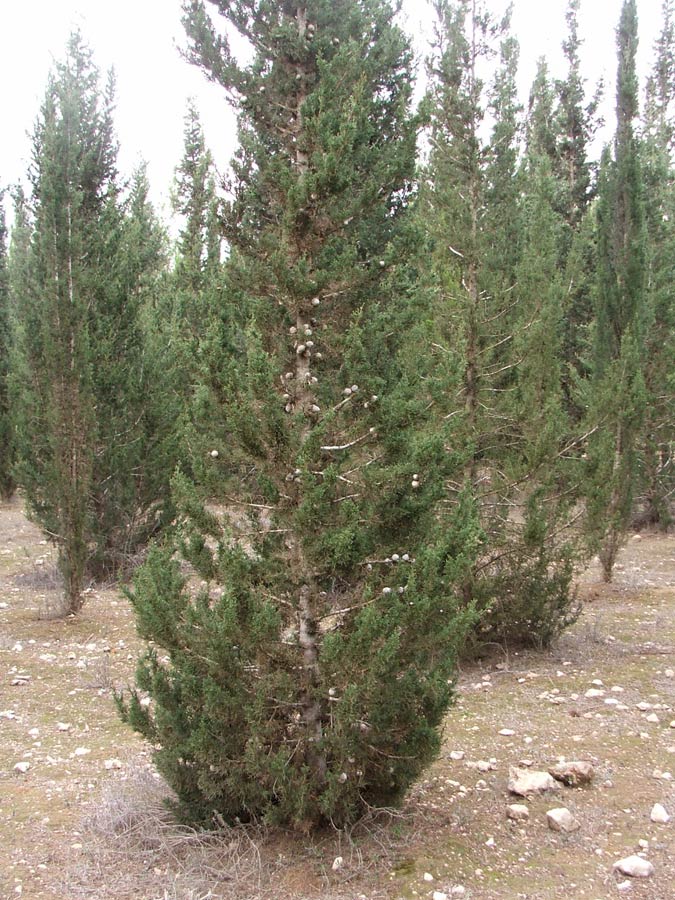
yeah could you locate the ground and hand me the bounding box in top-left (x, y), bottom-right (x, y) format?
top-left (1, 496), bottom-right (673, 900)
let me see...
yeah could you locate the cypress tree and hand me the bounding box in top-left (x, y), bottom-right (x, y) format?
top-left (119, 0), bottom-right (475, 828)
top-left (585, 0), bottom-right (647, 580)
top-left (0, 193), bottom-right (13, 500)
top-left (12, 35), bottom-right (113, 610)
top-left (12, 34), bottom-right (175, 611)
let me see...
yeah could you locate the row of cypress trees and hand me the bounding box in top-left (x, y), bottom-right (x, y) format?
top-left (0, 0), bottom-right (673, 828)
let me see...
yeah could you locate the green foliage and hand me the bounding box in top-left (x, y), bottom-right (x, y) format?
top-left (120, 512), bottom-right (476, 826)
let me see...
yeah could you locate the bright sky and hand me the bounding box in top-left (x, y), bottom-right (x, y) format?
top-left (0, 0), bottom-right (664, 224)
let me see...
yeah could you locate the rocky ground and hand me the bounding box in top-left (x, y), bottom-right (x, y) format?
top-left (0, 496), bottom-right (673, 900)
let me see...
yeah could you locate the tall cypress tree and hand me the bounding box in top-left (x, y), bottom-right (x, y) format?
top-left (0, 193), bottom-right (13, 501)
top-left (585, 0), bottom-right (647, 580)
top-left (120, 0), bottom-right (475, 828)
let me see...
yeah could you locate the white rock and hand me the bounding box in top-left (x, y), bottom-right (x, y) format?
top-left (28, 728), bottom-right (39, 739)
top-left (499, 728), bottom-right (515, 736)
top-left (546, 807), bottom-right (579, 833)
top-left (432, 892), bottom-right (448, 900)
top-left (616, 880), bottom-right (632, 892)
top-left (665, 669), bottom-right (674, 678)
top-left (104, 758), bottom-right (122, 770)
top-left (508, 767), bottom-right (558, 797)
top-left (613, 855), bottom-right (654, 878)
top-left (57, 722), bottom-right (71, 732)
top-left (451, 888), bottom-right (466, 897)
top-left (14, 762), bottom-right (30, 774)
top-left (423, 873), bottom-right (434, 882)
top-left (506, 804), bottom-right (530, 822)
top-left (645, 713), bottom-right (660, 724)
top-left (585, 688), bottom-right (605, 698)
top-left (650, 803), bottom-right (670, 824)
top-left (548, 760), bottom-right (594, 787)
top-left (449, 750), bottom-right (465, 761)
top-left (332, 856), bottom-right (343, 871)
top-left (74, 747), bottom-right (91, 757)
top-left (637, 702), bottom-right (653, 711)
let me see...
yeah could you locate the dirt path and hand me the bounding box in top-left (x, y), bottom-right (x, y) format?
top-left (1, 498), bottom-right (673, 900)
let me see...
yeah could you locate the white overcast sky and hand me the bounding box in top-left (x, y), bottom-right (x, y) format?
top-left (0, 0), bottom-right (665, 224)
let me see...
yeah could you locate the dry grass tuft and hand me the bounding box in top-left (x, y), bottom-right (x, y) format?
top-left (68, 765), bottom-right (417, 900)
top-left (73, 765), bottom-right (267, 899)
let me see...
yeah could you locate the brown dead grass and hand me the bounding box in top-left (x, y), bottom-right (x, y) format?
top-left (1, 497), bottom-right (674, 900)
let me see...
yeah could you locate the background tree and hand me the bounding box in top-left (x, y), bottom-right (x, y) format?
top-left (12, 34), bottom-right (176, 612)
top-left (87, 164), bottom-right (178, 576)
top-left (638, 0), bottom-right (675, 528)
top-left (12, 35), bottom-right (112, 611)
top-left (119, 0), bottom-right (476, 829)
top-left (584, 0), bottom-right (647, 580)
top-left (0, 192), bottom-right (14, 500)
top-left (554, 0), bottom-right (602, 413)
top-left (166, 101), bottom-right (229, 484)
top-left (421, 0), bottom-right (580, 649)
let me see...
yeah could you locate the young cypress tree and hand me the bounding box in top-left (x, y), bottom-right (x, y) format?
top-left (585, 0), bottom-right (647, 580)
top-left (0, 193), bottom-right (13, 501)
top-left (119, 0), bottom-right (475, 829)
